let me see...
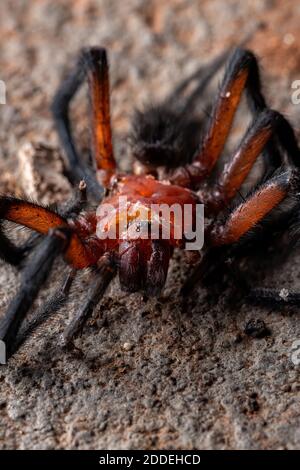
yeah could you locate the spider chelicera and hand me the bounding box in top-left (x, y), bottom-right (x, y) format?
top-left (1, 46), bottom-right (300, 359)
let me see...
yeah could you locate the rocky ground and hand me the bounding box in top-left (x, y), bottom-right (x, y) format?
top-left (0, 0), bottom-right (300, 449)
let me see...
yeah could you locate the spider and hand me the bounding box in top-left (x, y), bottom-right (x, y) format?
top-left (1, 46), bottom-right (300, 360)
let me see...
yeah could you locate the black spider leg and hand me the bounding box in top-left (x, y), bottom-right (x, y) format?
top-left (203, 215), bottom-right (300, 309)
top-left (210, 205), bottom-right (300, 309)
top-left (58, 179), bottom-right (88, 218)
top-left (181, 246), bottom-right (231, 297)
top-left (62, 253), bottom-right (116, 347)
top-left (0, 222), bottom-right (29, 266)
top-left (0, 180), bottom-right (92, 355)
top-left (219, 220), bottom-right (300, 308)
top-left (164, 48), bottom-right (230, 113)
top-left (167, 51), bottom-right (231, 160)
top-left (0, 227), bottom-right (71, 358)
top-left (51, 54), bottom-right (104, 201)
top-left (1, 180), bottom-right (91, 359)
top-left (247, 288), bottom-right (300, 307)
top-left (216, 236), bottom-right (300, 309)
top-left (245, 199), bottom-right (300, 308)
top-left (7, 251), bottom-right (116, 358)
top-left (10, 268), bottom-right (77, 357)
top-left (165, 23), bottom-right (262, 113)
top-left (270, 114), bottom-right (300, 169)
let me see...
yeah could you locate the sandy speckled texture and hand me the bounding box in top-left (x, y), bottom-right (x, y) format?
top-left (0, 0), bottom-right (300, 449)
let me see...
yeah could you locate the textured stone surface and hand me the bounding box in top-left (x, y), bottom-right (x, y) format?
top-left (0, 0), bottom-right (300, 450)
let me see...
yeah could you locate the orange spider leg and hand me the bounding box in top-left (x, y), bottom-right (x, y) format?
top-left (0, 197), bottom-right (93, 269)
top-left (170, 49), bottom-right (269, 188)
top-left (200, 109), bottom-right (282, 213)
top-left (216, 113), bottom-right (274, 201)
top-left (84, 48), bottom-right (116, 185)
top-left (209, 170), bottom-right (295, 247)
top-left (196, 65), bottom-right (248, 176)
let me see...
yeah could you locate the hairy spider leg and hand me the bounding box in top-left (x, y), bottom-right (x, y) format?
top-left (165, 48), bottom-right (230, 113)
top-left (170, 48), bottom-right (282, 188)
top-left (0, 197), bottom-right (93, 269)
top-left (0, 180), bottom-right (88, 269)
top-left (0, 228), bottom-right (70, 357)
top-left (248, 287), bottom-right (300, 306)
top-left (199, 109), bottom-right (300, 213)
top-left (8, 253), bottom-right (116, 355)
top-left (0, 187), bottom-right (107, 357)
top-left (166, 24), bottom-right (264, 112)
top-left (182, 169), bottom-right (298, 294)
top-left (209, 169), bottom-right (295, 246)
top-left (0, 221), bottom-right (29, 266)
top-left (62, 253), bottom-right (116, 345)
top-left (52, 48), bottom-right (116, 199)
top-left (84, 48), bottom-right (116, 181)
top-left (9, 268), bottom-right (77, 357)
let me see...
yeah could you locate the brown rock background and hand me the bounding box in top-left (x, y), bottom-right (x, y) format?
top-left (0, 0), bottom-right (300, 449)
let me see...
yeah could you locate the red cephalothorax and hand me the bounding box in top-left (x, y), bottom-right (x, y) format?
top-left (67, 174), bottom-right (199, 293)
top-left (97, 174), bottom-right (199, 246)
top-left (1, 46), bottom-right (300, 359)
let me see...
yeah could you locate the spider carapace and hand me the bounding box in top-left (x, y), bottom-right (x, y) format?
top-left (1, 45), bottom-right (300, 358)
top-left (67, 173), bottom-right (199, 293)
